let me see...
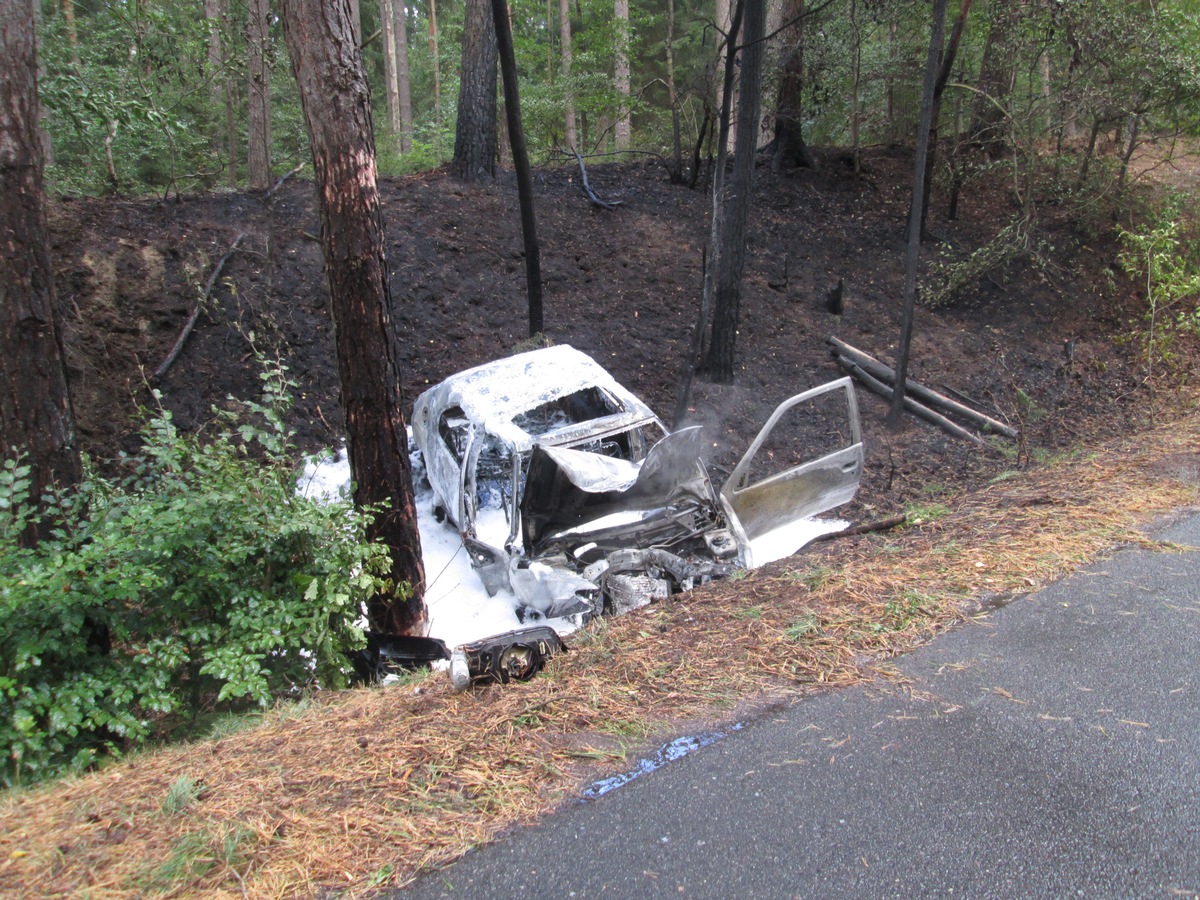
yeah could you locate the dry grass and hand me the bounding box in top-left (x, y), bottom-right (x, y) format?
top-left (2, 393), bottom-right (1198, 898)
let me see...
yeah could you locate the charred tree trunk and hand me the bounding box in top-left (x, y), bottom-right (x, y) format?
top-left (492, 0), bottom-right (544, 336)
top-left (451, 0), bottom-right (498, 181)
top-left (919, 0), bottom-right (972, 237)
top-left (1, 0), bottom-right (82, 546)
top-left (704, 0), bottom-right (765, 383)
top-left (889, 0), bottom-right (947, 427)
top-left (281, 0), bottom-right (427, 636)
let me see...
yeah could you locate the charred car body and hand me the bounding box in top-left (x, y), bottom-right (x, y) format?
top-left (412, 346), bottom-right (864, 651)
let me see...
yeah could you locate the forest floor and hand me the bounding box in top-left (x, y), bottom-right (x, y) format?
top-left (50, 144), bottom-right (1186, 506)
top-left (4, 145), bottom-right (1199, 897)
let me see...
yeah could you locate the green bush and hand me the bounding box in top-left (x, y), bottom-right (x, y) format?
top-left (0, 364), bottom-right (390, 786)
top-left (1118, 206), bottom-right (1200, 381)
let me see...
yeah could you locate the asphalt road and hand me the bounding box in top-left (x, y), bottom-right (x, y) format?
top-left (399, 511), bottom-right (1200, 899)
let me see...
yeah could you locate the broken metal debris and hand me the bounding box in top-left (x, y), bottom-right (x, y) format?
top-left (351, 634), bottom-right (450, 682)
top-left (449, 627), bottom-right (565, 690)
top-left (411, 345), bottom-right (864, 689)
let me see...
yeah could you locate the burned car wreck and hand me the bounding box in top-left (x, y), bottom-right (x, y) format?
top-left (411, 345), bottom-right (864, 687)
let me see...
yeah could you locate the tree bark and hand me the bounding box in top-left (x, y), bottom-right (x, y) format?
top-left (492, 0), bottom-right (544, 336)
top-left (889, 0), bottom-right (947, 427)
top-left (396, 0), bottom-right (414, 152)
top-left (772, 0), bottom-right (815, 170)
top-left (559, 0), bottom-right (576, 150)
top-left (613, 0), bottom-right (631, 150)
top-left (428, 0), bottom-right (442, 135)
top-left (704, 0), bottom-right (765, 384)
top-left (281, 0), bottom-right (427, 636)
top-left (0, 0), bottom-right (81, 546)
top-left (246, 0), bottom-right (273, 189)
top-left (381, 0), bottom-right (401, 135)
top-left (60, 0), bottom-right (81, 67)
top-left (451, 0), bottom-right (498, 181)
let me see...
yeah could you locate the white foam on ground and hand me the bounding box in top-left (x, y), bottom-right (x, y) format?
top-left (300, 446), bottom-right (844, 650)
top-left (744, 517), bottom-right (847, 569)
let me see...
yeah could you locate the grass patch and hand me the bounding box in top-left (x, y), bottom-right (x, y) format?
top-left (784, 614), bottom-right (822, 640)
top-left (905, 502), bottom-right (950, 525)
top-left (160, 775), bottom-right (203, 816)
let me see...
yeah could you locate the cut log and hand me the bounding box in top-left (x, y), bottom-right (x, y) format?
top-left (154, 232), bottom-right (246, 379)
top-left (835, 355), bottom-right (998, 452)
top-left (827, 336), bottom-right (1018, 440)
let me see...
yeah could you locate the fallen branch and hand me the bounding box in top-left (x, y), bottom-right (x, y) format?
top-left (835, 355), bottom-right (997, 452)
top-left (568, 149), bottom-right (623, 210)
top-left (810, 514), bottom-right (908, 544)
top-left (265, 163), bottom-right (305, 200)
top-left (154, 232), bottom-right (246, 380)
top-left (828, 336), bottom-right (1018, 440)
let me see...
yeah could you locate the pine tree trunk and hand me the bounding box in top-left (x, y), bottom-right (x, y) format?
top-left (280, 0), bottom-right (427, 636)
top-left (61, 0), bottom-right (81, 67)
top-left (1, 0), bottom-right (82, 546)
top-left (451, 0), bottom-right (498, 181)
top-left (396, 0), bottom-right (414, 152)
top-left (613, 0), bottom-right (631, 150)
top-left (560, 0), bottom-right (576, 150)
top-left (428, 0), bottom-right (442, 136)
top-left (246, 0), bottom-right (272, 189)
top-left (381, 0), bottom-right (402, 136)
top-left (772, 0), bottom-right (814, 170)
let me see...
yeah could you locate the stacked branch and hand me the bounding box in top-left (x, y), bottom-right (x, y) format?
top-left (828, 336), bottom-right (1018, 448)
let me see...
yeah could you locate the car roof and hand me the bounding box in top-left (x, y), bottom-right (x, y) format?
top-left (414, 345), bottom-right (659, 451)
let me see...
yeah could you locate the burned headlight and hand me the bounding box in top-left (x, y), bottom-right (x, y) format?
top-left (449, 626), bottom-right (566, 690)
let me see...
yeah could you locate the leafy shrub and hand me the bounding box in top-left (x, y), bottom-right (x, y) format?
top-left (1117, 207), bottom-right (1200, 381)
top-left (0, 364), bottom-right (391, 785)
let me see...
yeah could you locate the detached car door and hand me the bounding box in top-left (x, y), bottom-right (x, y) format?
top-left (719, 377), bottom-right (863, 562)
